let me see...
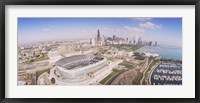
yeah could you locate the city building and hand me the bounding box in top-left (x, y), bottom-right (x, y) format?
top-left (97, 29), bottom-right (101, 41)
top-left (47, 51), bottom-right (62, 63)
top-left (135, 35), bottom-right (139, 44)
top-left (101, 35), bottom-right (105, 46)
top-left (149, 41), bottom-right (152, 46)
top-left (92, 38), bottom-right (96, 46)
top-left (90, 39), bottom-right (92, 44)
top-left (113, 35), bottom-right (116, 41)
top-left (154, 41), bottom-right (158, 46)
top-left (126, 38), bottom-right (129, 44)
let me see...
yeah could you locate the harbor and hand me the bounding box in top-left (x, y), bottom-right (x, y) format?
top-left (151, 62), bottom-right (182, 85)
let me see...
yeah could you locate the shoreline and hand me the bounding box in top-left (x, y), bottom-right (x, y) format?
top-left (136, 45), bottom-right (182, 61)
top-left (148, 62), bottom-right (161, 85)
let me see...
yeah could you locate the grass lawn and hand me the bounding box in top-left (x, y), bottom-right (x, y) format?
top-left (112, 69), bottom-right (124, 73)
top-left (33, 54), bottom-right (49, 62)
top-left (142, 59), bottom-right (158, 85)
top-left (36, 68), bottom-right (51, 80)
top-left (18, 68), bottom-right (26, 71)
top-left (119, 62), bottom-right (133, 69)
top-left (99, 72), bottom-right (116, 84)
top-left (113, 44), bottom-right (143, 52)
top-left (107, 57), bottom-right (118, 61)
top-left (100, 69), bottom-right (126, 85)
top-left (24, 53), bottom-right (49, 64)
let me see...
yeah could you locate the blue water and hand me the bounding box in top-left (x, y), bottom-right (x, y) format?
top-left (137, 45), bottom-right (182, 61)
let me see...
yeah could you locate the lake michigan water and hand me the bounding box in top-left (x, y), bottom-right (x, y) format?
top-left (137, 45), bottom-right (182, 61)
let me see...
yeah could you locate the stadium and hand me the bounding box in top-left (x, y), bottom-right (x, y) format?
top-left (50, 54), bottom-right (109, 85)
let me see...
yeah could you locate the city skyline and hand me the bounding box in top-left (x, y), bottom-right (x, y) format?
top-left (18, 18), bottom-right (182, 47)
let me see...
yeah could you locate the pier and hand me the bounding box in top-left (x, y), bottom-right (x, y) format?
top-left (150, 63), bottom-right (182, 85)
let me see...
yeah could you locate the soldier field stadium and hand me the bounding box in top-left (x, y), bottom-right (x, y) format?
top-left (50, 54), bottom-right (122, 85)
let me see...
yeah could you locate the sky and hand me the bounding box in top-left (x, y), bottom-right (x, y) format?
top-left (18, 18), bottom-right (182, 47)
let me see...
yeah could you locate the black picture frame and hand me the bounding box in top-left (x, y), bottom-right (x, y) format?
top-left (0, 0), bottom-right (199, 103)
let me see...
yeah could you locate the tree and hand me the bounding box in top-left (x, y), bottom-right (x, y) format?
top-left (141, 53), bottom-right (145, 56)
top-left (30, 59), bottom-right (34, 62)
top-left (51, 78), bottom-right (55, 84)
top-left (134, 52), bottom-right (140, 56)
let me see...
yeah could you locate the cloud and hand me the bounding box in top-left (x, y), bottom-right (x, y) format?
top-left (42, 28), bottom-right (50, 32)
top-left (139, 22), bottom-right (161, 29)
top-left (132, 18), bottom-right (152, 21)
top-left (124, 26), bottom-right (145, 34)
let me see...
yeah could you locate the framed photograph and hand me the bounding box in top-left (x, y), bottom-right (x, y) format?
top-left (1, 0), bottom-right (199, 103)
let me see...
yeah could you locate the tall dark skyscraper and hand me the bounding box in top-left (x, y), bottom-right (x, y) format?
top-left (113, 35), bottom-right (116, 41)
top-left (90, 39), bottom-right (92, 44)
top-left (154, 41), bottom-right (157, 46)
top-left (149, 41), bottom-right (152, 46)
top-left (97, 29), bottom-right (100, 41)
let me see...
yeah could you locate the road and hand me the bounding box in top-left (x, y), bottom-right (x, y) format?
top-left (140, 58), bottom-right (151, 85)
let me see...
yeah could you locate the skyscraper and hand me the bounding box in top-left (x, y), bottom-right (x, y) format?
top-left (132, 36), bottom-right (136, 44)
top-left (149, 41), bottom-right (152, 46)
top-left (135, 35), bottom-right (139, 44)
top-left (138, 37), bottom-right (142, 45)
top-left (101, 35), bottom-right (105, 46)
top-left (97, 29), bottom-right (100, 41)
top-left (154, 41), bottom-right (157, 46)
top-left (92, 38), bottom-right (96, 46)
top-left (90, 39), bottom-right (92, 44)
top-left (113, 35), bottom-right (116, 41)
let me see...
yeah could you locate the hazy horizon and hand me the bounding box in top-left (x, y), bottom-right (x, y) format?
top-left (18, 18), bottom-right (182, 47)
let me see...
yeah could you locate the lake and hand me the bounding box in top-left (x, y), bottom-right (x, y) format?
top-left (136, 45), bottom-right (182, 61)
